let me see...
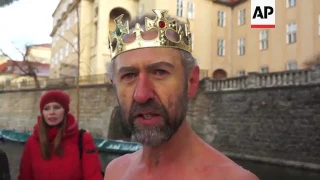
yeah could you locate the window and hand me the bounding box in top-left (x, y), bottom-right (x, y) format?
top-left (218, 11), bottom-right (226, 27)
top-left (238, 9), bottom-right (246, 26)
top-left (287, 61), bottom-right (297, 70)
top-left (55, 53), bottom-right (58, 64)
top-left (286, 23), bottom-right (297, 44)
top-left (238, 70), bottom-right (245, 77)
top-left (74, 9), bottom-right (78, 23)
top-left (60, 48), bottom-right (64, 61)
top-left (65, 43), bottom-right (69, 57)
top-left (260, 66), bottom-right (269, 73)
top-left (94, 6), bottom-right (99, 17)
top-left (176, 0), bottom-right (183, 17)
top-left (66, 17), bottom-right (71, 30)
top-left (217, 39), bottom-right (225, 56)
top-left (259, 30), bottom-right (268, 50)
top-left (187, 2), bottom-right (195, 19)
top-left (286, 0), bottom-right (296, 8)
top-left (237, 38), bottom-right (245, 56)
top-left (61, 23), bottom-right (65, 36)
top-left (92, 22), bottom-right (98, 47)
top-left (73, 38), bottom-right (78, 52)
top-left (51, 57), bottom-right (55, 67)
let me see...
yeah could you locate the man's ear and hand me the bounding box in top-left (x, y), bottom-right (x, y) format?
top-left (187, 66), bottom-right (200, 99)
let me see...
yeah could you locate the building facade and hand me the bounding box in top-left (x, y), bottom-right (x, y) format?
top-left (211, 0), bottom-right (320, 78)
top-left (25, 44), bottom-right (52, 64)
top-left (49, 0), bottom-right (320, 79)
top-left (0, 43), bottom-right (51, 84)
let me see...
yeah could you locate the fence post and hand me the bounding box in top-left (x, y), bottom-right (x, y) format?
top-left (311, 64), bottom-right (320, 83)
top-left (246, 72), bottom-right (259, 88)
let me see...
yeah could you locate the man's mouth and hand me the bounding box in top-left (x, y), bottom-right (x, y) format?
top-left (133, 111), bottom-right (163, 125)
top-left (137, 113), bottom-right (159, 120)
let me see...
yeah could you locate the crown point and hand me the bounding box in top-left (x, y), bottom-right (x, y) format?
top-left (158, 20), bottom-right (166, 28)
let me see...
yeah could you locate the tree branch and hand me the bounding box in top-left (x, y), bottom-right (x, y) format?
top-left (0, 49), bottom-right (28, 74)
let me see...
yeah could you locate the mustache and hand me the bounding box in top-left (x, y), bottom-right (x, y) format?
top-left (129, 100), bottom-right (167, 117)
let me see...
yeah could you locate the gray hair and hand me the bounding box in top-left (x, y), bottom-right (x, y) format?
top-left (106, 50), bottom-right (197, 81)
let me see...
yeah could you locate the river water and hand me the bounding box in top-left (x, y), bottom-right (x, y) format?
top-left (1, 141), bottom-right (320, 180)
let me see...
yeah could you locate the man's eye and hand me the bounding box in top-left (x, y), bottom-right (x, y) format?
top-left (154, 69), bottom-right (168, 76)
top-left (122, 73), bottom-right (136, 80)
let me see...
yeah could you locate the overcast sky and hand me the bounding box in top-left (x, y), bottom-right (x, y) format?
top-left (0, 0), bottom-right (59, 60)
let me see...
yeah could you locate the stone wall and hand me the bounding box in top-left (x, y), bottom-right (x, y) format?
top-left (188, 66), bottom-right (320, 170)
top-left (1, 66), bottom-right (320, 169)
top-left (189, 85), bottom-right (320, 170)
top-left (0, 85), bottom-right (117, 138)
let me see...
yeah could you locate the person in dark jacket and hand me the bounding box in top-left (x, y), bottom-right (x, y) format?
top-left (0, 149), bottom-right (11, 180)
top-left (18, 90), bottom-right (103, 180)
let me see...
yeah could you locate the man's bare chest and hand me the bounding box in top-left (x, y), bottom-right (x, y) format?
top-left (116, 166), bottom-right (215, 180)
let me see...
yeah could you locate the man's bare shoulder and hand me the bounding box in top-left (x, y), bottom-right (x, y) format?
top-left (200, 147), bottom-right (259, 180)
top-left (104, 151), bottom-right (138, 179)
top-left (203, 160), bottom-right (259, 180)
top-left (228, 164), bottom-right (259, 180)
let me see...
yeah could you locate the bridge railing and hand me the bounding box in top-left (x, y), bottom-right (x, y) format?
top-left (205, 65), bottom-right (320, 92)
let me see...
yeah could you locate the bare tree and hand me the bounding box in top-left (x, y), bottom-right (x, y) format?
top-left (53, 0), bottom-right (98, 119)
top-left (0, 44), bottom-right (42, 88)
top-left (57, 3), bottom-right (95, 119)
top-left (57, 5), bottom-right (82, 119)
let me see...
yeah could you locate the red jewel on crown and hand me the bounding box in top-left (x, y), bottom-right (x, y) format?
top-left (158, 20), bottom-right (166, 28)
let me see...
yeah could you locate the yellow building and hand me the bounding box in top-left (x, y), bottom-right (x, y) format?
top-left (0, 60), bottom-right (50, 87)
top-left (25, 44), bottom-right (52, 64)
top-left (210, 0), bottom-right (320, 78)
top-left (0, 43), bottom-right (51, 86)
top-left (49, 0), bottom-right (320, 79)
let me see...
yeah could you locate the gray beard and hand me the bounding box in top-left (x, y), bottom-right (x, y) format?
top-left (118, 89), bottom-right (188, 147)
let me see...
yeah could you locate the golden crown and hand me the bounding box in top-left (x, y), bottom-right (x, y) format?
top-left (108, 9), bottom-right (192, 59)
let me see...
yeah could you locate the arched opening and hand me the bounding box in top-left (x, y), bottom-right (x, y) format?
top-left (107, 106), bottom-right (132, 141)
top-left (109, 8), bottom-right (131, 33)
top-left (212, 69), bottom-right (227, 79)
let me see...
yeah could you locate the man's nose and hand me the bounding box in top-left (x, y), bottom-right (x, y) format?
top-left (133, 74), bottom-right (155, 104)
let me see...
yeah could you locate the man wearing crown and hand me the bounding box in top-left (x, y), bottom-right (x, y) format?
top-left (104, 9), bottom-right (259, 180)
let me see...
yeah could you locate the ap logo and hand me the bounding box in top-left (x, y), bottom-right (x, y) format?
top-left (251, 0), bottom-right (275, 28)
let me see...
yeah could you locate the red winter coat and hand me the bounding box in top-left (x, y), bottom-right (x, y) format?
top-left (18, 114), bottom-right (103, 180)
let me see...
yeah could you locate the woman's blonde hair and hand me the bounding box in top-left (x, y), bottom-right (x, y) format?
top-left (38, 115), bottom-right (67, 160)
